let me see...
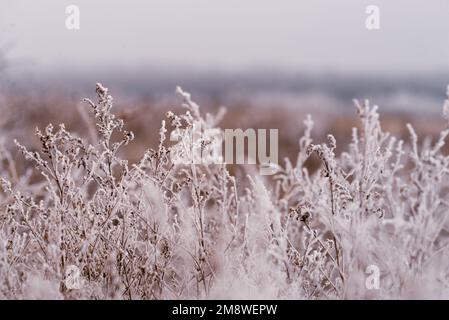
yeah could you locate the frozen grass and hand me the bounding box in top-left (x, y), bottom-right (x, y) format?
top-left (0, 83), bottom-right (448, 299)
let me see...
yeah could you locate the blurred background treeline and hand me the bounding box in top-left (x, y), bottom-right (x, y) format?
top-left (1, 0), bottom-right (449, 165)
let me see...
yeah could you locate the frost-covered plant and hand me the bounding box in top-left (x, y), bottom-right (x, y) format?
top-left (0, 83), bottom-right (448, 299)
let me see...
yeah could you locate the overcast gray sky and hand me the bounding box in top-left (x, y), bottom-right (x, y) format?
top-left (1, 0), bottom-right (449, 75)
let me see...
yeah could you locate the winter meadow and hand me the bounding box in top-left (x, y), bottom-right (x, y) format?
top-left (0, 81), bottom-right (448, 299)
top-left (2, 1), bottom-right (449, 300)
